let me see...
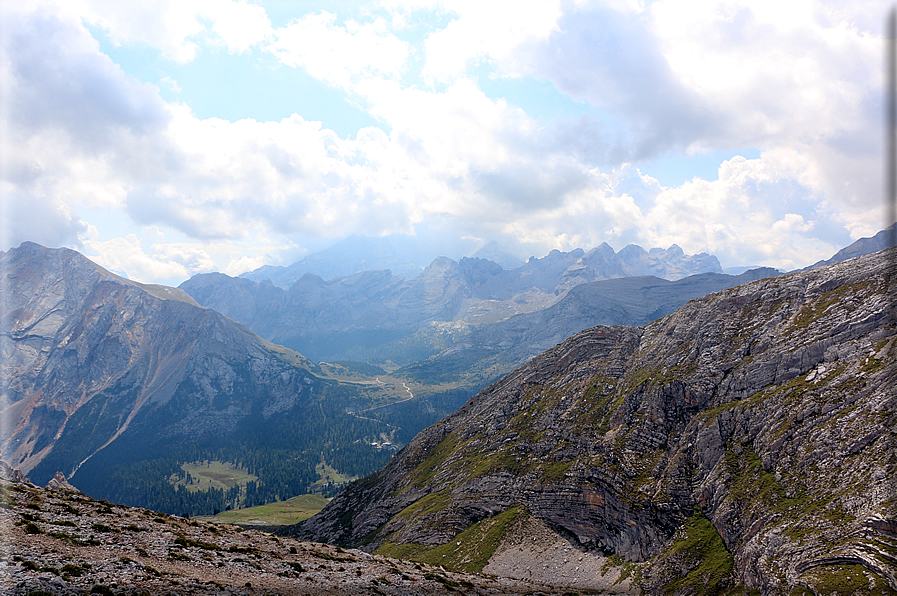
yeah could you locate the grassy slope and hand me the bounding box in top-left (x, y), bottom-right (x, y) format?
top-left (199, 494), bottom-right (329, 526)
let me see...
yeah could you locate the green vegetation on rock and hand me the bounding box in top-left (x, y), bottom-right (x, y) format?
top-left (662, 512), bottom-right (734, 595)
top-left (377, 506), bottom-right (526, 574)
top-left (201, 494), bottom-right (328, 526)
top-left (798, 564), bottom-right (893, 595)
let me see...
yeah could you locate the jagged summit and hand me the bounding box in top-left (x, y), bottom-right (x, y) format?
top-left (288, 248), bottom-right (897, 594)
top-left (45, 471), bottom-right (79, 493)
top-left (182, 243), bottom-right (726, 364)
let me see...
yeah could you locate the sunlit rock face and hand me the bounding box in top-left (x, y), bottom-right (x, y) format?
top-left (290, 247), bottom-right (896, 594)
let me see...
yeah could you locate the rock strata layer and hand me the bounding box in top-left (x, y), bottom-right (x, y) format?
top-left (290, 248), bottom-right (897, 594)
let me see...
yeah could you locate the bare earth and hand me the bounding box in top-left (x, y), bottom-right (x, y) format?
top-left (484, 514), bottom-right (638, 594)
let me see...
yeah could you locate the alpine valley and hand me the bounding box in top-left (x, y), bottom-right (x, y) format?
top-left (1, 234), bottom-right (895, 595)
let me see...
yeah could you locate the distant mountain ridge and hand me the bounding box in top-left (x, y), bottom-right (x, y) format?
top-left (185, 244), bottom-right (724, 364)
top-left (399, 267), bottom-right (781, 390)
top-left (471, 240), bottom-right (524, 270)
top-left (242, 237), bottom-right (722, 288)
top-left (243, 235), bottom-right (426, 288)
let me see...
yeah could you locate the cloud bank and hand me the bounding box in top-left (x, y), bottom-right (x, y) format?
top-left (0, 0), bottom-right (886, 284)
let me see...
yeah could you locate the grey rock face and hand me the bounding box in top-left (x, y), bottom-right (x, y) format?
top-left (290, 248), bottom-right (897, 594)
top-left (0, 242), bottom-right (318, 481)
top-left (0, 460), bottom-right (30, 483)
top-left (45, 471), bottom-right (79, 492)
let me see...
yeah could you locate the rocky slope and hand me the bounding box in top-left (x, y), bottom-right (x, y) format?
top-left (0, 242), bottom-right (392, 514)
top-left (800, 224), bottom-right (895, 271)
top-left (289, 248), bottom-right (897, 594)
top-left (1, 469), bottom-right (571, 595)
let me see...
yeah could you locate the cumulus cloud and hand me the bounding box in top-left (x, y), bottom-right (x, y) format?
top-left (417, 0), bottom-right (563, 82)
top-left (70, 0), bottom-right (273, 62)
top-left (1, 184), bottom-right (87, 250)
top-left (1, 0), bottom-right (887, 284)
top-left (2, 5), bottom-right (169, 144)
top-left (642, 152), bottom-right (849, 269)
top-left (520, 0), bottom-right (880, 217)
top-left (267, 12), bottom-right (409, 90)
top-left (80, 226), bottom-right (216, 284)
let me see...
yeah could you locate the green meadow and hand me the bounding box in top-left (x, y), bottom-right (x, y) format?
top-left (200, 494), bottom-right (329, 526)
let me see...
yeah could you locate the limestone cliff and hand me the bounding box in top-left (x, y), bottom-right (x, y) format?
top-left (289, 248), bottom-right (897, 594)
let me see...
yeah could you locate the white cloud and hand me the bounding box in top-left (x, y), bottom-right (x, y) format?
top-left (80, 226), bottom-right (215, 283)
top-left (267, 12), bottom-right (409, 90)
top-left (1, 0), bottom-right (886, 284)
top-left (650, 0), bottom-right (879, 145)
top-left (71, 0), bottom-right (273, 62)
top-left (417, 0), bottom-right (563, 82)
top-left (642, 152), bottom-right (844, 269)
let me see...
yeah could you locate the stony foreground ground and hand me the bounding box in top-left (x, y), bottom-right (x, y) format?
top-left (1, 478), bottom-right (613, 595)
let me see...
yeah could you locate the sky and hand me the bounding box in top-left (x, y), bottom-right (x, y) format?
top-left (0, 0), bottom-right (890, 285)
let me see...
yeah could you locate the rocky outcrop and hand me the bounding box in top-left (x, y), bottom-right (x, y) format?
top-left (45, 471), bottom-right (79, 493)
top-left (289, 248), bottom-right (897, 594)
top-left (0, 460), bottom-right (30, 484)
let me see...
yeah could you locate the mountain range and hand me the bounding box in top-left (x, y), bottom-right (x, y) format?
top-left (182, 243), bottom-right (726, 366)
top-left (399, 267), bottom-right (781, 390)
top-left (239, 236), bottom-right (723, 290)
top-left (0, 242), bottom-right (394, 514)
top-left (289, 246), bottom-right (897, 594)
top-left (2, 230), bottom-right (895, 594)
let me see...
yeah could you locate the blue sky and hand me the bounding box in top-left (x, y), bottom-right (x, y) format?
top-left (0, 0), bottom-right (888, 284)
